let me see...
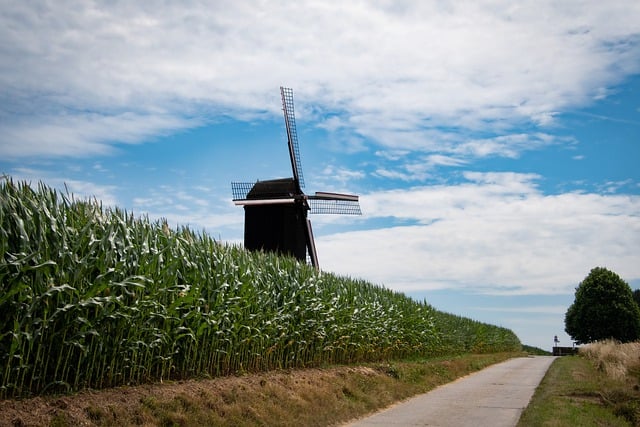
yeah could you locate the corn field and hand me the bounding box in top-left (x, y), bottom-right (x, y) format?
top-left (0, 178), bottom-right (520, 398)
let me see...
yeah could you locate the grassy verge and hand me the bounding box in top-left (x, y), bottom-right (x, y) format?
top-left (518, 343), bottom-right (640, 426)
top-left (1, 352), bottom-right (520, 427)
top-left (521, 344), bottom-right (551, 356)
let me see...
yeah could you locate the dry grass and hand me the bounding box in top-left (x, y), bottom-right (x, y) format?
top-left (579, 340), bottom-right (640, 381)
top-left (578, 340), bottom-right (640, 425)
top-left (0, 353), bottom-right (519, 427)
top-left (517, 356), bottom-right (634, 427)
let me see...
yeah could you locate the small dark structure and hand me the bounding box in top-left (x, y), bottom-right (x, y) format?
top-left (552, 346), bottom-right (579, 356)
top-left (232, 87), bottom-right (361, 268)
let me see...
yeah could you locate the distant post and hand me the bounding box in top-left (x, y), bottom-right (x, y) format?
top-left (553, 335), bottom-right (578, 356)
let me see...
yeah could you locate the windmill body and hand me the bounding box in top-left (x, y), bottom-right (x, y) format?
top-left (232, 87), bottom-right (361, 268)
top-left (243, 178), bottom-right (308, 262)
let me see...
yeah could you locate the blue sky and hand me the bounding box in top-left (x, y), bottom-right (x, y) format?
top-left (1, 1), bottom-right (639, 351)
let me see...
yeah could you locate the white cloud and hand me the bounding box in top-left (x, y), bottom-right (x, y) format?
top-left (425, 155), bottom-right (468, 168)
top-left (317, 172), bottom-right (640, 295)
top-left (1, 1), bottom-right (639, 158)
top-left (375, 150), bottom-right (411, 161)
top-left (376, 155), bottom-right (468, 182)
top-left (315, 165), bottom-right (366, 190)
top-left (175, 191), bottom-right (209, 207)
top-left (370, 154), bottom-right (467, 182)
top-left (149, 209), bottom-right (243, 237)
top-left (453, 133), bottom-right (567, 159)
top-left (130, 184), bottom-right (243, 234)
top-left (373, 168), bottom-right (420, 182)
top-left (0, 112), bottom-right (198, 158)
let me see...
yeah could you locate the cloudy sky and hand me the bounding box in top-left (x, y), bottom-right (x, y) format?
top-left (1, 1), bottom-right (639, 351)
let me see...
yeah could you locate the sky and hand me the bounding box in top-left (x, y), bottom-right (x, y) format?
top-left (1, 1), bottom-right (639, 351)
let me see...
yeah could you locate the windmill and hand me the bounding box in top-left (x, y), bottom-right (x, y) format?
top-left (232, 87), bottom-right (361, 268)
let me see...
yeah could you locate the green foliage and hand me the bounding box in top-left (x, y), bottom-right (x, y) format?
top-left (429, 310), bottom-right (520, 355)
top-left (565, 267), bottom-right (640, 344)
top-left (0, 178), bottom-right (521, 398)
top-left (633, 289), bottom-right (640, 308)
top-left (522, 344), bottom-right (551, 356)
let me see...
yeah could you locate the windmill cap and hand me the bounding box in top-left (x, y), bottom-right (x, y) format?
top-left (247, 178), bottom-right (299, 200)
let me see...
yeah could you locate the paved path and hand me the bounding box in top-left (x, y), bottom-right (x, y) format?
top-left (343, 356), bottom-right (556, 427)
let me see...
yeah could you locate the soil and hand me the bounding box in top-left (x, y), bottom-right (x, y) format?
top-left (0, 366), bottom-right (378, 427)
top-left (0, 353), bottom-right (520, 426)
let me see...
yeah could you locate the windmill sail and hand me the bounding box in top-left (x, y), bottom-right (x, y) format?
top-left (281, 87), bottom-right (304, 189)
top-left (308, 191), bottom-right (361, 215)
top-left (231, 181), bottom-right (256, 201)
top-left (308, 198), bottom-right (361, 215)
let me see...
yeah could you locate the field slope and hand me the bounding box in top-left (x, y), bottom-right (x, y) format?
top-left (1, 178), bottom-right (521, 400)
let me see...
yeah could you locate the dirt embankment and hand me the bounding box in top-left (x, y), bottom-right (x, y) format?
top-left (2, 366), bottom-right (379, 426)
top-left (0, 353), bottom-right (518, 427)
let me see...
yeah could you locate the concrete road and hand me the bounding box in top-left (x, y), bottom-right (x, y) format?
top-left (343, 356), bottom-right (556, 427)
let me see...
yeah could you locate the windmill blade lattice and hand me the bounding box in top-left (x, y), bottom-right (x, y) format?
top-left (309, 199), bottom-right (362, 215)
top-left (231, 181), bottom-right (256, 201)
top-left (281, 87), bottom-right (304, 188)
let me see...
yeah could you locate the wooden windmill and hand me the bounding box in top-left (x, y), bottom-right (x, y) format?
top-left (232, 87), bottom-right (361, 268)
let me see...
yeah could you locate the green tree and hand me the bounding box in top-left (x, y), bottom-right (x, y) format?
top-left (565, 267), bottom-right (640, 344)
top-left (633, 289), bottom-right (640, 308)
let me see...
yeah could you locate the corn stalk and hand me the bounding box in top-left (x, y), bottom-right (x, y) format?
top-left (0, 178), bottom-right (520, 398)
